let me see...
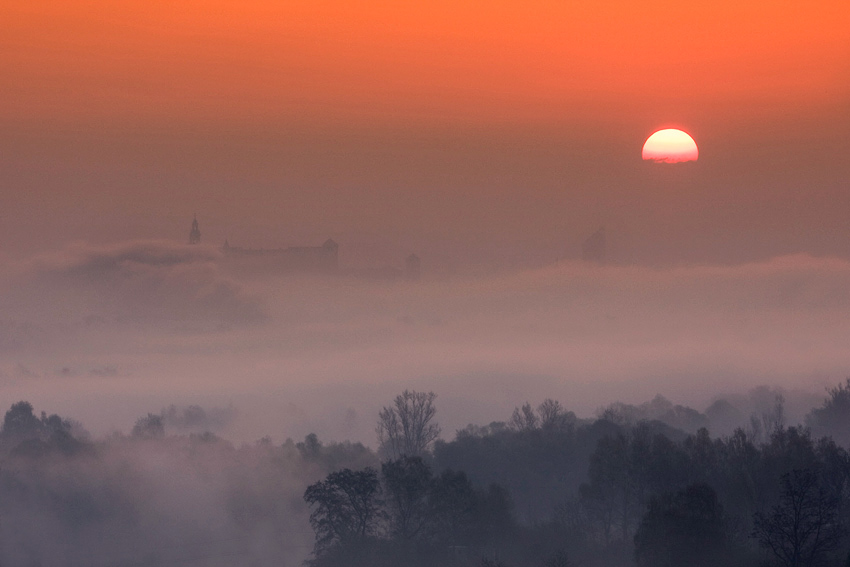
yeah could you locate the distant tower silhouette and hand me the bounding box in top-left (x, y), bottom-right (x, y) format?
top-left (405, 253), bottom-right (421, 281)
top-left (189, 215), bottom-right (201, 245)
top-left (582, 228), bottom-right (606, 263)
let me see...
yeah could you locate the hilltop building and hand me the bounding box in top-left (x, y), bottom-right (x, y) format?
top-left (186, 217), bottom-right (421, 277)
top-left (189, 216), bottom-right (201, 245)
top-left (187, 216), bottom-right (339, 273)
top-left (222, 238), bottom-right (339, 273)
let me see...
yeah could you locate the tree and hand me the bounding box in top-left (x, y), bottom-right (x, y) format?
top-left (471, 483), bottom-right (515, 548)
top-left (582, 433), bottom-right (637, 542)
top-left (537, 399), bottom-right (575, 433)
top-left (634, 483), bottom-right (728, 567)
top-left (382, 456), bottom-right (434, 540)
top-left (577, 482), bottom-right (617, 544)
top-left (508, 402), bottom-right (539, 432)
top-left (3, 401), bottom-right (44, 439)
top-left (304, 468), bottom-right (383, 554)
top-left (377, 390), bottom-right (441, 459)
top-left (429, 469), bottom-right (478, 544)
top-left (544, 550), bottom-right (574, 567)
top-left (132, 413), bottom-right (165, 439)
top-left (2, 401), bottom-right (73, 442)
top-left (762, 394), bottom-right (787, 437)
top-left (807, 378), bottom-right (850, 446)
top-left (752, 469), bottom-right (842, 567)
top-left (298, 433), bottom-right (323, 459)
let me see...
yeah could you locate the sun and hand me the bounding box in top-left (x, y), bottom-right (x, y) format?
top-left (642, 129), bottom-right (698, 163)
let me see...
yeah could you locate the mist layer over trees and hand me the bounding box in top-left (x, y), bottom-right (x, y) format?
top-left (2, 383), bottom-right (850, 566)
top-left (1, 243), bottom-right (849, 445)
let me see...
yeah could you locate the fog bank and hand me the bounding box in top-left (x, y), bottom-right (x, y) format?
top-left (0, 242), bottom-right (847, 442)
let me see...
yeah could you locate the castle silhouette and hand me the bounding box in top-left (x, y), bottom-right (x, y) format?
top-left (188, 217), bottom-right (338, 273)
top-left (221, 237), bottom-right (339, 272)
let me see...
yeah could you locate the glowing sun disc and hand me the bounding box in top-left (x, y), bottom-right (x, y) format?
top-left (642, 129), bottom-right (698, 163)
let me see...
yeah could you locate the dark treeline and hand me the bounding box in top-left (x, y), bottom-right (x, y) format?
top-left (1, 382), bottom-right (850, 566)
top-left (305, 386), bottom-right (850, 567)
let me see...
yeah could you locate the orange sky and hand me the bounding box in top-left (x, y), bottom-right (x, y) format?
top-left (4, 0), bottom-right (849, 127)
top-left (1, 1), bottom-right (849, 265)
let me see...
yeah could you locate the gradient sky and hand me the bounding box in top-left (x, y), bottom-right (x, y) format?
top-left (2, 0), bottom-right (850, 265)
top-left (2, 1), bottom-right (850, 440)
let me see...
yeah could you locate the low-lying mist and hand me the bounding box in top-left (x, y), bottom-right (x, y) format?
top-left (0, 240), bottom-right (847, 442)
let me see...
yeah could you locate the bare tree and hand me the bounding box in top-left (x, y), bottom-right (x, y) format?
top-left (132, 413), bottom-right (165, 439)
top-left (537, 399), bottom-right (575, 432)
top-left (537, 399), bottom-right (562, 426)
top-left (382, 456), bottom-right (433, 540)
top-left (508, 402), bottom-right (539, 432)
top-left (377, 390), bottom-right (441, 459)
top-left (806, 378), bottom-right (850, 445)
top-left (752, 469), bottom-right (842, 567)
top-left (761, 394), bottom-right (786, 436)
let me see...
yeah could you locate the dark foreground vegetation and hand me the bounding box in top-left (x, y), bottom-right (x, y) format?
top-left (3, 381), bottom-right (850, 566)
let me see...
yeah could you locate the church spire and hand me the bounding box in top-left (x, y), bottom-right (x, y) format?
top-left (189, 214), bottom-right (201, 245)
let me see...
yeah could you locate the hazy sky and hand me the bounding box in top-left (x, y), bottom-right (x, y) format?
top-left (2, 0), bottom-right (849, 266)
top-left (1, 2), bottom-right (849, 443)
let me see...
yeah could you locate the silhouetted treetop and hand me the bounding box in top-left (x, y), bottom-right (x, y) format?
top-left (806, 378), bottom-right (850, 447)
top-left (377, 390), bottom-right (441, 459)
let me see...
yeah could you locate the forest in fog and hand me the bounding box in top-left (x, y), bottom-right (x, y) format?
top-left (0, 243), bottom-right (846, 567)
top-left (3, 382), bottom-right (850, 567)
top-left (4, 1), bottom-right (849, 566)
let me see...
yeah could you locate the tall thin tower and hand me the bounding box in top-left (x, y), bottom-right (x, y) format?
top-left (189, 215), bottom-right (201, 245)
